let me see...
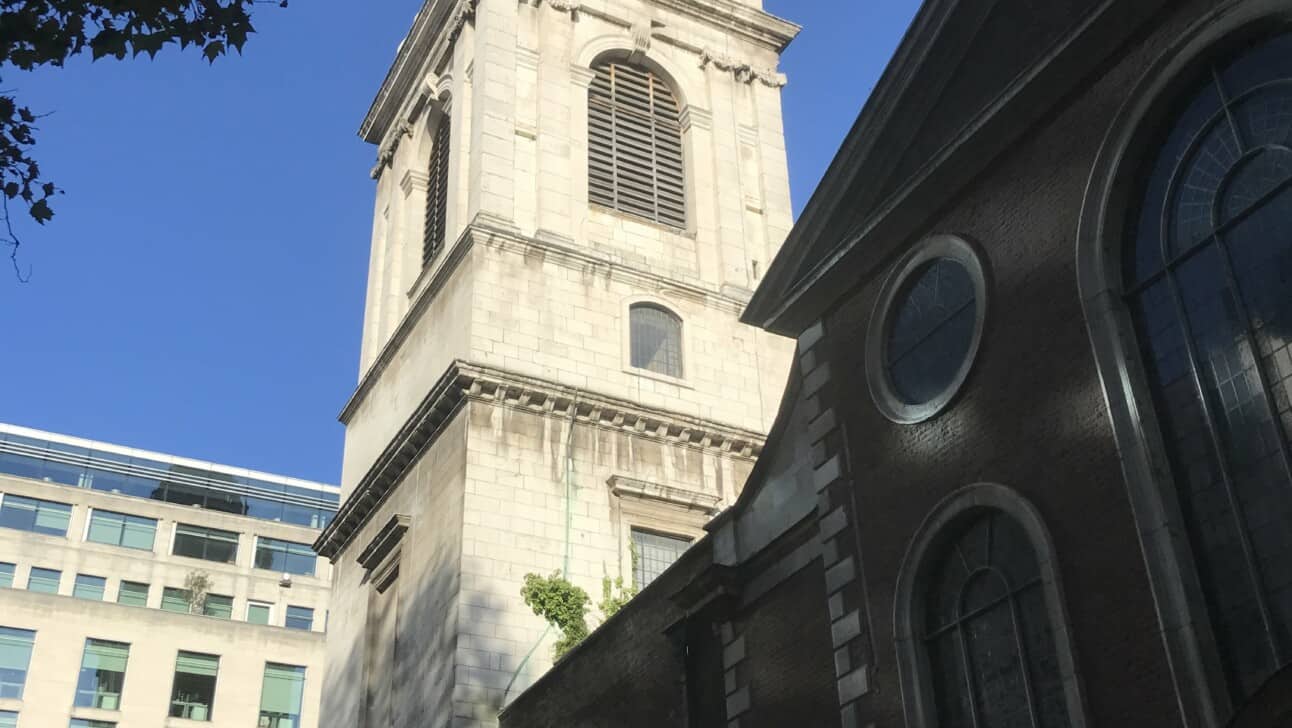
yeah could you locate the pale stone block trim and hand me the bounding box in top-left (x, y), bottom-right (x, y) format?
top-left (719, 621), bottom-right (750, 727)
top-left (796, 319), bottom-right (875, 727)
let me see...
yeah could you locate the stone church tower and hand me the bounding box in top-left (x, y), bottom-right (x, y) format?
top-left (315, 0), bottom-right (798, 725)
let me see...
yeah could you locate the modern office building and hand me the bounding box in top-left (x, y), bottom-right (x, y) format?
top-left (0, 422), bottom-right (339, 728)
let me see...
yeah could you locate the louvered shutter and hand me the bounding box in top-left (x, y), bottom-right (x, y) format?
top-left (423, 117), bottom-right (452, 267)
top-left (588, 62), bottom-right (686, 228)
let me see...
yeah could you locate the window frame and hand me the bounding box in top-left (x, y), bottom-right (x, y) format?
top-left (284, 605), bottom-right (314, 632)
top-left (0, 626), bottom-right (36, 700)
top-left (1075, 8), bottom-right (1292, 725)
top-left (865, 234), bottom-right (989, 425)
top-left (246, 600), bottom-right (273, 626)
top-left (171, 523), bottom-right (239, 564)
top-left (73, 638), bottom-right (130, 710)
top-left (253, 536), bottom-right (317, 577)
top-left (72, 574), bottom-right (107, 601)
top-left (623, 298), bottom-right (690, 385)
top-left (893, 483), bottom-right (1087, 728)
top-left (586, 58), bottom-right (689, 230)
top-left (0, 492), bottom-right (72, 537)
top-left (169, 651), bottom-right (219, 721)
top-left (26, 566), bottom-right (61, 594)
top-left (85, 508), bottom-right (157, 551)
top-left (117, 581), bottom-right (149, 608)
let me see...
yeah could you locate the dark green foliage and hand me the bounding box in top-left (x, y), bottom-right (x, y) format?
top-left (0, 0), bottom-right (280, 273)
top-left (521, 572), bottom-right (590, 659)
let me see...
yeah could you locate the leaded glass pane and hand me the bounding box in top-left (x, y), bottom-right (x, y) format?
top-left (886, 258), bottom-right (978, 405)
top-left (921, 513), bottom-right (1071, 728)
top-left (629, 305), bottom-right (684, 378)
top-left (1123, 31), bottom-right (1292, 704)
top-left (632, 529), bottom-right (691, 587)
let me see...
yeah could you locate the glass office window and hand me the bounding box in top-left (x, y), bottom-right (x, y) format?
top-left (117, 581), bottom-right (149, 608)
top-left (0, 711), bottom-right (15, 728)
top-left (258, 663), bottom-right (306, 728)
top-left (74, 639), bottom-right (129, 709)
top-left (161, 587), bottom-right (190, 613)
top-left (284, 606), bottom-right (313, 631)
top-left (172, 524), bottom-right (238, 564)
top-left (0, 627), bottom-right (35, 699)
top-left (86, 510), bottom-right (156, 551)
top-left (27, 567), bottom-right (60, 594)
top-left (202, 594), bottom-right (233, 620)
top-left (254, 537), bottom-right (316, 577)
top-left (69, 720), bottom-right (116, 728)
top-left (73, 574), bottom-right (106, 601)
top-left (170, 651), bottom-right (218, 721)
top-left (0, 494), bottom-right (72, 536)
top-left (247, 602), bottom-right (271, 626)
top-left (0, 563), bottom-right (12, 589)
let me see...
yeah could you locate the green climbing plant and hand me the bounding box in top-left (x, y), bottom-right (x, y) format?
top-left (521, 545), bottom-right (642, 659)
top-left (521, 572), bottom-right (590, 659)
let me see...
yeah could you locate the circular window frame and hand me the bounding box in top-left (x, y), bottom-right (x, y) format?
top-left (866, 234), bottom-right (989, 425)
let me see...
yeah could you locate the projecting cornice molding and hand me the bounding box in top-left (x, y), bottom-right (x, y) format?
top-left (699, 48), bottom-right (786, 88)
top-left (361, 0), bottom-right (796, 144)
top-left (315, 361), bottom-right (765, 559)
top-left (608, 475), bottom-right (723, 514)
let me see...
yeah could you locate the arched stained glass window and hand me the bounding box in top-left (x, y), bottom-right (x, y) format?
top-left (423, 113), bottom-right (452, 267)
top-left (629, 303), bottom-right (683, 379)
top-left (1123, 31), bottom-right (1292, 703)
top-left (588, 60), bottom-right (687, 228)
top-left (923, 512), bottom-right (1072, 728)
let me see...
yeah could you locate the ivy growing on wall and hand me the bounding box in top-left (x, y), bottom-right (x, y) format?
top-left (520, 546), bottom-right (640, 659)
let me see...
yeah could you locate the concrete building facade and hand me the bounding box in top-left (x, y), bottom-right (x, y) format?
top-left (315, 0), bottom-right (799, 726)
top-left (0, 423), bottom-right (338, 728)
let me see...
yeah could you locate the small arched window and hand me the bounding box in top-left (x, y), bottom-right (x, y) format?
top-left (1122, 31), bottom-right (1292, 703)
top-left (423, 113), bottom-right (452, 267)
top-left (588, 60), bottom-right (686, 228)
top-left (921, 511), bottom-right (1074, 728)
top-left (629, 303), bottom-right (683, 379)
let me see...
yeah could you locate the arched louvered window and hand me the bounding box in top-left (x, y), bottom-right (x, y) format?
top-left (423, 114), bottom-right (452, 267)
top-left (588, 61), bottom-right (686, 228)
top-left (629, 303), bottom-right (683, 378)
top-left (922, 512), bottom-right (1073, 728)
top-left (1122, 31), bottom-right (1292, 703)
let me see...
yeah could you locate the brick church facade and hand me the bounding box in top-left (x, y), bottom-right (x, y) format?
top-left (500, 1), bottom-right (1292, 726)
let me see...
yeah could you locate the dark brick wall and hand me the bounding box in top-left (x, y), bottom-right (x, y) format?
top-left (820, 0), bottom-right (1221, 726)
top-left (499, 545), bottom-right (699, 728)
top-left (735, 560), bottom-right (840, 728)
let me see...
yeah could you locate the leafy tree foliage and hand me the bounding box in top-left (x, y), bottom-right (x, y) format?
top-left (521, 572), bottom-right (591, 659)
top-left (0, 0), bottom-right (279, 274)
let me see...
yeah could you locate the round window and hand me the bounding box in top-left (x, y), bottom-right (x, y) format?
top-left (866, 235), bottom-right (988, 424)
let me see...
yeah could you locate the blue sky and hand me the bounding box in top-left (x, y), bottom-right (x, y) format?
top-left (0, 1), bottom-right (918, 484)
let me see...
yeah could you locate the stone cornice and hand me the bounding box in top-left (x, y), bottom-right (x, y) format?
top-left (362, 0), bottom-right (797, 145)
top-left (339, 215), bottom-right (754, 425)
top-left (316, 361), bottom-right (765, 560)
top-left (361, 0), bottom-right (476, 145)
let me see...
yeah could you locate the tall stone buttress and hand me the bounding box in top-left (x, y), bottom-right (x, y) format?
top-left (315, 0), bottom-right (799, 725)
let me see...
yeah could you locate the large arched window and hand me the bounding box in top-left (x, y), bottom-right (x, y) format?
top-left (920, 511), bottom-right (1073, 728)
top-left (423, 112), bottom-right (451, 267)
top-left (1122, 31), bottom-right (1292, 704)
top-left (629, 303), bottom-right (683, 379)
top-left (588, 60), bottom-right (686, 228)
